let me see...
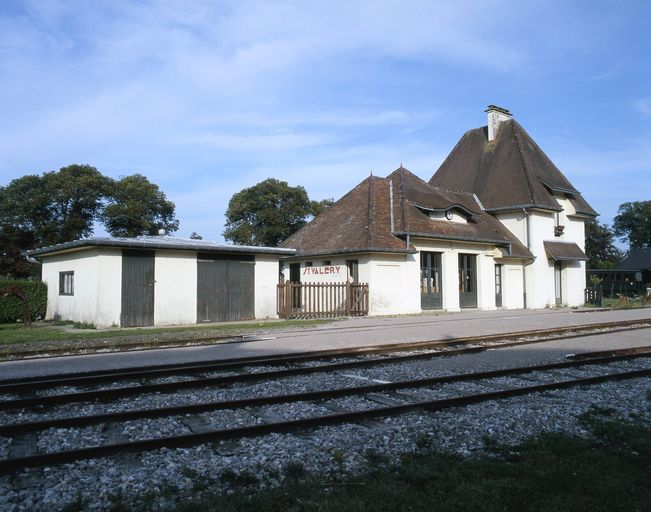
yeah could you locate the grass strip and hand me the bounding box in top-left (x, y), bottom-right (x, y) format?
top-left (166, 413), bottom-right (651, 512)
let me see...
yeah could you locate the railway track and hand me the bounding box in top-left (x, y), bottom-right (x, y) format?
top-left (3, 318), bottom-right (650, 391)
top-left (0, 332), bottom-right (649, 475)
top-left (4, 315), bottom-right (651, 364)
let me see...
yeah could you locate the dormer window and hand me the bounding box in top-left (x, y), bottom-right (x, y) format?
top-left (413, 203), bottom-right (472, 224)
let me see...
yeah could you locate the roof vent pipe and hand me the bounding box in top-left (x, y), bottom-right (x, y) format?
top-left (485, 105), bottom-right (512, 141)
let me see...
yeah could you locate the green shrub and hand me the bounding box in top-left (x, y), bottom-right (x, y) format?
top-left (0, 279), bottom-right (47, 324)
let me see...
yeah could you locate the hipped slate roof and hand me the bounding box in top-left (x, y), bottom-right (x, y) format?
top-left (615, 247), bottom-right (651, 271)
top-left (429, 119), bottom-right (597, 217)
top-left (281, 167), bottom-right (532, 259)
top-left (28, 236), bottom-right (296, 257)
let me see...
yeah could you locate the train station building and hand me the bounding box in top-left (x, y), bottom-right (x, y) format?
top-left (281, 106), bottom-right (597, 315)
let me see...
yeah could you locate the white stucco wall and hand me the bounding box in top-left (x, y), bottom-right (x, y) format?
top-left (255, 255), bottom-right (280, 319)
top-left (43, 247), bottom-right (125, 327)
top-left (154, 250), bottom-right (197, 326)
top-left (41, 249), bottom-right (102, 325)
top-left (503, 265), bottom-right (524, 309)
top-left (495, 211), bottom-right (527, 246)
top-left (497, 207), bottom-right (587, 308)
top-left (95, 248), bottom-right (122, 327)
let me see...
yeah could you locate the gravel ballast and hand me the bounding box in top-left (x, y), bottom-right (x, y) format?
top-left (0, 371), bottom-right (649, 511)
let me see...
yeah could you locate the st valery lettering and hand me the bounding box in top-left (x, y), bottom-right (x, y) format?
top-left (302, 266), bottom-right (342, 275)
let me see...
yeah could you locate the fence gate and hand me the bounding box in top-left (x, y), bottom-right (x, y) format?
top-left (277, 282), bottom-right (369, 319)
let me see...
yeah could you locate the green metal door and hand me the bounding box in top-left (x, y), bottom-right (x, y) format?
top-left (197, 254), bottom-right (255, 322)
top-left (421, 252), bottom-right (442, 309)
top-left (459, 253), bottom-right (477, 308)
top-left (121, 250), bottom-right (155, 327)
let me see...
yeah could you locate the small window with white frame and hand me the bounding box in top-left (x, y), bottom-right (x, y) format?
top-left (59, 271), bottom-right (74, 296)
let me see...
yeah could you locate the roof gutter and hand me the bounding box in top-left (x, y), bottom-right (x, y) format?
top-left (486, 203), bottom-right (562, 213)
top-left (24, 253), bottom-right (41, 265)
top-left (27, 239), bottom-right (296, 258)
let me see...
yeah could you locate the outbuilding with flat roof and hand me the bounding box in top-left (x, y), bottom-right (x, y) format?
top-left (28, 236), bottom-right (295, 327)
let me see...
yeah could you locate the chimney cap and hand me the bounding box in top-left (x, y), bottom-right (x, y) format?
top-left (485, 104), bottom-right (512, 116)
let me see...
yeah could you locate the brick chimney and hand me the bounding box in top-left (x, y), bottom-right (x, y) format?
top-left (485, 105), bottom-right (512, 141)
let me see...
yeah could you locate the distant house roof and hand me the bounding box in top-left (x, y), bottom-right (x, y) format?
top-left (615, 247), bottom-right (651, 271)
top-left (27, 236), bottom-right (296, 258)
top-left (281, 167), bottom-right (532, 259)
top-left (429, 119), bottom-right (597, 217)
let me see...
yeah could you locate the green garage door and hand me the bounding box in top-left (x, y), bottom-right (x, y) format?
top-left (121, 250), bottom-right (155, 327)
top-left (197, 253), bottom-right (255, 322)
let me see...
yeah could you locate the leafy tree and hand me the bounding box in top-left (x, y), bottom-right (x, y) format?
top-left (101, 174), bottom-right (179, 237)
top-left (0, 166), bottom-right (110, 277)
top-left (0, 166), bottom-right (179, 277)
top-left (613, 201), bottom-right (651, 249)
top-left (224, 178), bottom-right (315, 246)
top-left (42, 165), bottom-right (112, 244)
top-left (585, 219), bottom-right (623, 269)
top-left (310, 198), bottom-right (334, 218)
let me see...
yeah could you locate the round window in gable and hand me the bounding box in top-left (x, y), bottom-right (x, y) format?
top-left (445, 210), bottom-right (453, 220)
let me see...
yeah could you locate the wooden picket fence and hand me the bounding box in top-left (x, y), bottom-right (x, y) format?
top-left (277, 281), bottom-right (369, 319)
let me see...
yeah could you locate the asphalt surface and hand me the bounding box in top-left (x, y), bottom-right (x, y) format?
top-left (1, 307), bottom-right (650, 380)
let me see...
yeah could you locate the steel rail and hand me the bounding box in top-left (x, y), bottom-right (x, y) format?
top-left (566, 345), bottom-right (651, 360)
top-left (2, 319), bottom-right (650, 391)
top-left (1, 365), bottom-right (649, 475)
top-left (1, 327), bottom-right (650, 411)
top-left (1, 351), bottom-right (649, 436)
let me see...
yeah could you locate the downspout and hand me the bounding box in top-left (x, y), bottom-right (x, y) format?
top-left (389, 180), bottom-right (395, 233)
top-left (25, 254), bottom-right (41, 266)
top-left (522, 208), bottom-right (533, 309)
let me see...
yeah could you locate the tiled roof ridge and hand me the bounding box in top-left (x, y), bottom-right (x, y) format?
top-left (399, 167), bottom-right (409, 233)
top-left (510, 120), bottom-right (537, 206)
top-left (367, 174), bottom-right (374, 247)
top-left (433, 126), bottom-right (485, 180)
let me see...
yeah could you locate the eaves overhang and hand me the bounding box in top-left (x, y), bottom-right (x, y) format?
top-left (394, 230), bottom-right (510, 247)
top-left (27, 237), bottom-right (296, 258)
top-left (281, 246), bottom-right (417, 259)
top-left (485, 203), bottom-right (563, 214)
top-left (537, 177), bottom-right (580, 195)
top-left (543, 241), bottom-right (588, 261)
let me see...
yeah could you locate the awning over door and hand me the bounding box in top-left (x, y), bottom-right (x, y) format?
top-left (543, 241), bottom-right (588, 261)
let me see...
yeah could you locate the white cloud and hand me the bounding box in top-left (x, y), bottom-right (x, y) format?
top-left (633, 98), bottom-right (651, 117)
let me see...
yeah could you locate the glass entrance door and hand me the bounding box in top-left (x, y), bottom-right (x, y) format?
top-left (554, 261), bottom-right (562, 305)
top-left (459, 254), bottom-right (478, 308)
top-left (420, 252), bottom-right (442, 309)
top-left (495, 264), bottom-right (503, 308)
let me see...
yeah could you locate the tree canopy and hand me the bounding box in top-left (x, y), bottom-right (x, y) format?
top-left (101, 174), bottom-right (178, 237)
top-left (223, 179), bottom-right (332, 246)
top-left (0, 165), bottom-right (179, 277)
top-left (585, 219), bottom-right (623, 269)
top-left (613, 201), bottom-right (651, 249)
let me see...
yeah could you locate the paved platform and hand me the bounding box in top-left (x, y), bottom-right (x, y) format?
top-left (1, 308), bottom-right (650, 379)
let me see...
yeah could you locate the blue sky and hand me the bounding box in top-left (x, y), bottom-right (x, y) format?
top-left (1, 1), bottom-right (649, 246)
